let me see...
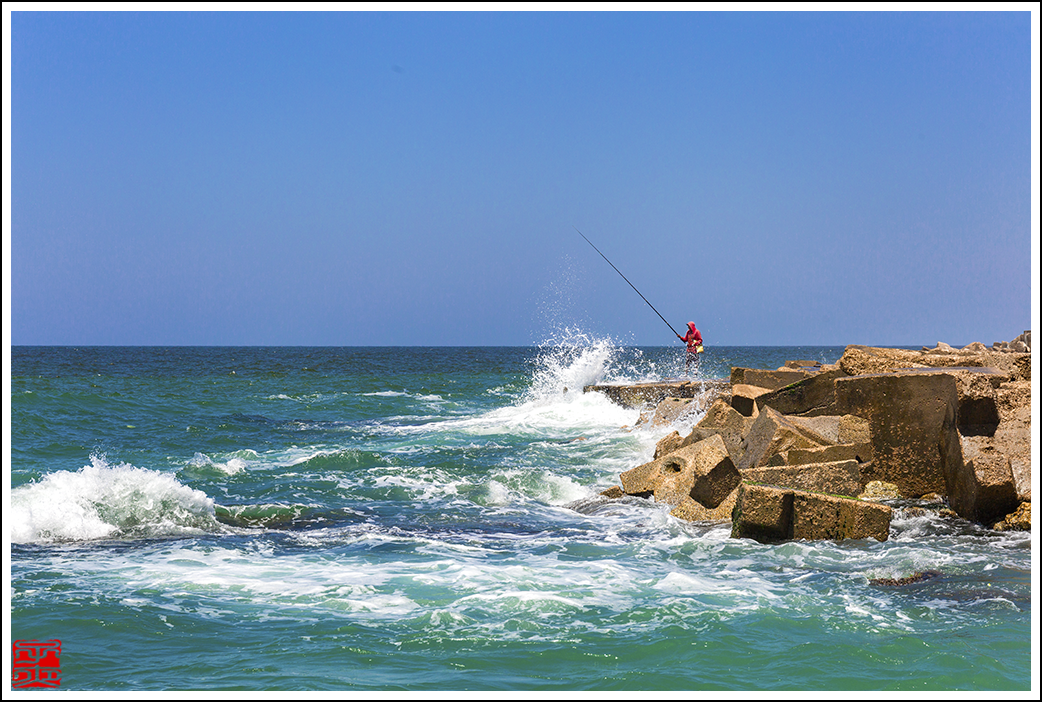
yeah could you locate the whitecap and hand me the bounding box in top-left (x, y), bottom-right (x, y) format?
top-left (10, 455), bottom-right (219, 543)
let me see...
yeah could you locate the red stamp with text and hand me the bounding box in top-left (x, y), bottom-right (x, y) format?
top-left (12, 640), bottom-right (62, 689)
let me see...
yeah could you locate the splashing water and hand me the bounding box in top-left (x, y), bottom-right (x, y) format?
top-left (11, 455), bottom-right (220, 543)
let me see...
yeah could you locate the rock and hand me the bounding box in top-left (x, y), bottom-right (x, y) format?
top-left (834, 370), bottom-right (962, 498)
top-left (742, 459), bottom-right (863, 497)
top-left (786, 414), bottom-right (871, 445)
top-left (736, 406), bottom-right (831, 472)
top-left (791, 490), bottom-right (892, 541)
top-left (992, 501), bottom-right (1031, 531)
top-left (679, 398), bottom-right (751, 460)
top-left (950, 437), bottom-right (1019, 524)
top-left (730, 384), bottom-right (769, 417)
top-left (777, 442), bottom-right (873, 468)
top-left (1009, 340), bottom-right (1028, 353)
top-left (948, 367), bottom-right (1006, 436)
top-left (840, 346), bottom-right (925, 376)
top-left (784, 360), bottom-right (823, 370)
top-left (583, 379), bottom-right (729, 408)
top-left (600, 486), bottom-right (625, 499)
top-left (962, 342), bottom-right (988, 353)
top-left (730, 483), bottom-right (794, 542)
top-left (641, 397), bottom-right (695, 427)
top-left (668, 486), bottom-right (739, 522)
top-left (735, 368), bottom-right (815, 391)
top-left (869, 570), bottom-right (941, 586)
top-left (972, 383), bottom-right (1031, 502)
top-left (620, 434), bottom-right (741, 515)
top-left (654, 430), bottom-right (684, 460)
top-left (859, 480), bottom-right (901, 501)
top-left (731, 482), bottom-right (891, 542)
top-left (755, 368), bottom-right (848, 417)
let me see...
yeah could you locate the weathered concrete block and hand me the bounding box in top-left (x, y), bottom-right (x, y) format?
top-left (838, 345), bottom-right (927, 376)
top-left (669, 486), bottom-right (738, 522)
top-left (731, 483), bottom-right (794, 542)
top-left (783, 442), bottom-right (873, 467)
top-left (992, 501), bottom-right (1031, 531)
top-left (620, 434), bottom-right (741, 511)
top-left (643, 397), bottom-right (695, 428)
top-left (786, 414), bottom-right (871, 445)
top-left (755, 368), bottom-right (848, 417)
top-left (834, 371), bottom-right (962, 498)
top-left (740, 368), bottom-right (814, 391)
top-left (741, 459), bottom-right (863, 498)
top-left (654, 430), bottom-right (684, 460)
top-left (680, 398), bottom-right (751, 460)
top-left (731, 384), bottom-right (769, 417)
top-left (993, 388), bottom-right (1032, 502)
top-left (785, 360), bottom-right (823, 370)
top-left (952, 436), bottom-right (1019, 524)
top-left (736, 406), bottom-right (830, 472)
top-left (733, 481), bottom-right (893, 543)
top-left (790, 491), bottom-right (891, 542)
top-left (584, 379), bottom-right (729, 408)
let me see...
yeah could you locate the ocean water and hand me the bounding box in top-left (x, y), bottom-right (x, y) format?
top-left (8, 342), bottom-right (1034, 691)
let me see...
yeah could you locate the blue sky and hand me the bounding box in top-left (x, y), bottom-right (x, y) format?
top-left (5, 8), bottom-right (1038, 346)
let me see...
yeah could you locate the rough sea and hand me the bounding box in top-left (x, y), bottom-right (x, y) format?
top-left (7, 341), bottom-right (1035, 691)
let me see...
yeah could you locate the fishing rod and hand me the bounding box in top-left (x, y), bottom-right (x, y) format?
top-left (573, 226), bottom-right (681, 339)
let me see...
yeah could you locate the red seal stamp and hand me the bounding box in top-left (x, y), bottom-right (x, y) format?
top-left (12, 640), bottom-right (62, 689)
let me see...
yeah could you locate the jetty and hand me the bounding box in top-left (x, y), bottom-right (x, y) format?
top-left (585, 332), bottom-right (1032, 543)
top-left (583, 379), bottom-right (730, 408)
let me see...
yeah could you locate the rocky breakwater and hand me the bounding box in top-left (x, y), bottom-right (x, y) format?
top-left (598, 333), bottom-right (1032, 543)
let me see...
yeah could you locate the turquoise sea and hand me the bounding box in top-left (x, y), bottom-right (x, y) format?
top-left (8, 342), bottom-right (1034, 691)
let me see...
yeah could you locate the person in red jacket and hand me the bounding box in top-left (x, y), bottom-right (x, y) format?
top-left (677, 322), bottom-right (703, 374)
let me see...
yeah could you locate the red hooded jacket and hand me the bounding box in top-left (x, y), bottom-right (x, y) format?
top-left (679, 322), bottom-right (702, 350)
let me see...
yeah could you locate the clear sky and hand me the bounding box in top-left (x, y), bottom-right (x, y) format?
top-left (5, 7), bottom-right (1038, 346)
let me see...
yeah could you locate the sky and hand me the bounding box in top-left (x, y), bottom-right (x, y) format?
top-left (4, 7), bottom-right (1039, 347)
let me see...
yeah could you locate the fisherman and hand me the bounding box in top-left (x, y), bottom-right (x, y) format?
top-left (677, 322), bottom-right (703, 375)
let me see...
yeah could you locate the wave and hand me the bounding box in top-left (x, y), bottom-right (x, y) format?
top-left (10, 455), bottom-right (221, 543)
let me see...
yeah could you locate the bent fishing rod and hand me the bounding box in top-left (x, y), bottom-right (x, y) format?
top-left (573, 226), bottom-right (681, 339)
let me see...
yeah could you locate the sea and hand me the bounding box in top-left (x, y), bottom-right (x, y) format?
top-left (7, 341), bottom-right (1035, 692)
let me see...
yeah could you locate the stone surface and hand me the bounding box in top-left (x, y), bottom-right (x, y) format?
top-left (620, 434), bottom-right (741, 514)
top-left (731, 383), bottom-right (769, 417)
top-left (786, 414), bottom-right (871, 445)
top-left (781, 442), bottom-right (873, 467)
top-left (834, 371), bottom-right (962, 498)
top-left (669, 486), bottom-right (738, 522)
top-left (583, 379), bottom-right (729, 408)
top-left (642, 397), bottom-right (695, 427)
top-left (730, 483), bottom-right (794, 542)
top-left (791, 491), bottom-right (891, 541)
top-left (736, 406), bottom-right (831, 472)
top-left (858, 481), bottom-right (901, 501)
top-left (951, 436), bottom-right (1019, 524)
top-left (731, 482), bottom-right (891, 542)
top-left (654, 430), bottom-right (684, 460)
top-left (992, 501), bottom-right (1031, 531)
top-left (738, 368), bottom-right (814, 391)
top-left (679, 398), bottom-right (751, 460)
top-left (755, 368), bottom-right (848, 417)
top-left (741, 459), bottom-right (862, 497)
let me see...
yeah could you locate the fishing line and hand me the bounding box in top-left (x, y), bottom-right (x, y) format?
top-left (573, 226), bottom-right (680, 339)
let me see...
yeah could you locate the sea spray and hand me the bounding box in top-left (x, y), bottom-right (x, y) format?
top-left (11, 455), bottom-right (220, 543)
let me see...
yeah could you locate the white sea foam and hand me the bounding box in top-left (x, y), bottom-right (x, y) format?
top-left (10, 455), bottom-right (220, 543)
